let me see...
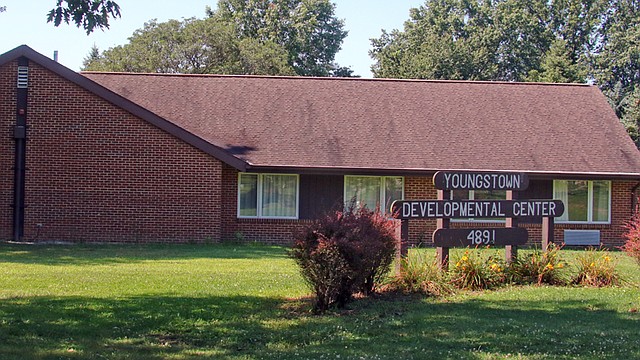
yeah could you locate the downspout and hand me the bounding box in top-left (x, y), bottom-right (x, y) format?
top-left (12, 57), bottom-right (28, 241)
top-left (632, 181), bottom-right (640, 215)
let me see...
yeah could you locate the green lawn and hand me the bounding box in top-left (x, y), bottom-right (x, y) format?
top-left (0, 244), bottom-right (639, 359)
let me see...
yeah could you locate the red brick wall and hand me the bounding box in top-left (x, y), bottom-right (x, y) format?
top-left (1, 61), bottom-right (224, 243)
top-left (218, 173), bottom-right (636, 247)
top-left (220, 165), bottom-right (309, 244)
top-left (403, 177), bottom-right (637, 248)
top-left (220, 164), bottom-right (240, 240)
top-left (403, 176), bottom-right (438, 245)
top-left (2, 59), bottom-right (637, 246)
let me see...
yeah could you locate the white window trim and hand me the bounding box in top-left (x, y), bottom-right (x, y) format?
top-left (450, 190), bottom-right (506, 223)
top-left (237, 173), bottom-right (299, 219)
top-left (343, 175), bottom-right (404, 214)
top-left (554, 180), bottom-right (611, 224)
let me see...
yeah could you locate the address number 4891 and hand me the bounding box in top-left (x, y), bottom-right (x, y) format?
top-left (432, 227), bottom-right (528, 247)
top-left (467, 229), bottom-right (496, 245)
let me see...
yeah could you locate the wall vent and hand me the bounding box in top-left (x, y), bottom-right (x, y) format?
top-left (17, 66), bottom-right (28, 88)
top-left (564, 230), bottom-right (600, 246)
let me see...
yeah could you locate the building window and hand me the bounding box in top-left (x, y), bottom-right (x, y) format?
top-left (451, 190), bottom-right (506, 221)
top-left (238, 173), bottom-right (299, 219)
top-left (344, 176), bottom-right (404, 214)
top-left (553, 180), bottom-right (610, 223)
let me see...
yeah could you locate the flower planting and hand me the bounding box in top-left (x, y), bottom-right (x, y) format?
top-left (388, 250), bottom-right (453, 296)
top-left (507, 244), bottom-right (566, 285)
top-left (571, 248), bottom-right (621, 287)
top-left (449, 248), bottom-right (506, 290)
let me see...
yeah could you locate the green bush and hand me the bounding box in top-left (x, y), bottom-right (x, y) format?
top-left (507, 244), bottom-right (566, 285)
top-left (290, 202), bottom-right (397, 313)
top-left (571, 248), bottom-right (621, 287)
top-left (388, 251), bottom-right (453, 297)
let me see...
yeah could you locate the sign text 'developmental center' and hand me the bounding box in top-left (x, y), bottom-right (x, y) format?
top-left (392, 200), bottom-right (564, 219)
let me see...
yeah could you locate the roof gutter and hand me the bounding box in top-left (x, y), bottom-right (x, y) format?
top-left (244, 165), bottom-right (640, 180)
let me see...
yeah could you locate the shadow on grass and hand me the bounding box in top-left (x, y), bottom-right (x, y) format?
top-left (0, 243), bottom-right (289, 266)
top-left (0, 293), bottom-right (638, 359)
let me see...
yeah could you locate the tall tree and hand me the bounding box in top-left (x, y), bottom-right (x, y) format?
top-left (370, 0), bottom-right (553, 82)
top-left (370, 2), bottom-right (490, 80)
top-left (591, 0), bottom-right (640, 145)
top-left (371, 0), bottom-right (640, 145)
top-left (549, 0), bottom-right (606, 61)
top-left (370, 0), bottom-right (623, 83)
top-left (83, 17), bottom-right (295, 75)
top-left (492, 0), bottom-right (552, 81)
top-left (208, 0), bottom-right (349, 76)
top-left (48, 0), bottom-right (121, 34)
top-left (85, 1), bottom-right (353, 77)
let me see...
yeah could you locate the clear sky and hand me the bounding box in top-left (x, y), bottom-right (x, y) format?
top-left (0, 0), bottom-right (423, 77)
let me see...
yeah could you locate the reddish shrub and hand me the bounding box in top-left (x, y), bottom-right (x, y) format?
top-left (622, 212), bottom-right (640, 266)
top-left (290, 202), bottom-right (398, 313)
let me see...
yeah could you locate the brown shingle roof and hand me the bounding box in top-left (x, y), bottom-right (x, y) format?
top-left (4, 45), bottom-right (638, 177)
top-left (82, 71), bottom-right (640, 177)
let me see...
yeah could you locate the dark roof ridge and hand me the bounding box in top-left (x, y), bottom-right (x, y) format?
top-left (81, 70), bottom-right (593, 87)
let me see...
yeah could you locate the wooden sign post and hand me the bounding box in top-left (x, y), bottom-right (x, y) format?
top-left (391, 171), bottom-right (564, 270)
top-left (436, 189), bottom-right (450, 269)
top-left (505, 189), bottom-right (517, 263)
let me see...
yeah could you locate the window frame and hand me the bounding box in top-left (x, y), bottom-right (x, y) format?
top-left (237, 173), bottom-right (300, 219)
top-left (343, 175), bottom-right (404, 214)
top-left (553, 180), bottom-right (611, 224)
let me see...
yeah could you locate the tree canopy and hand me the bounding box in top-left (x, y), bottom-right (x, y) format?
top-left (83, 17), bottom-right (295, 75)
top-left (48, 0), bottom-right (121, 34)
top-left (208, 0), bottom-right (348, 77)
top-left (370, 0), bottom-right (640, 145)
top-left (591, 0), bottom-right (640, 142)
top-left (84, 0), bottom-right (352, 77)
top-left (370, 0), bottom-right (603, 82)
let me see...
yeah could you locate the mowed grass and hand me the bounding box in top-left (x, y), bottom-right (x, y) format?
top-left (0, 244), bottom-right (639, 359)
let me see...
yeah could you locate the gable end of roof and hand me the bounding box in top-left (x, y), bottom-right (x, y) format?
top-left (0, 45), bottom-right (248, 171)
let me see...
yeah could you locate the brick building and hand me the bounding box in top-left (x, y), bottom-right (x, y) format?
top-left (2, 45), bottom-right (640, 247)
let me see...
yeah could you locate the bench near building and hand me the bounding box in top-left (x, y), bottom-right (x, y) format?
top-left (2, 45), bottom-right (640, 247)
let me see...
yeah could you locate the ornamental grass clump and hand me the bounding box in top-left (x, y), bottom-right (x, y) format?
top-left (450, 248), bottom-right (506, 290)
top-left (571, 248), bottom-right (621, 287)
top-left (506, 244), bottom-right (566, 285)
top-left (622, 212), bottom-right (640, 266)
top-left (388, 251), bottom-right (453, 297)
top-left (290, 201), bottom-right (397, 313)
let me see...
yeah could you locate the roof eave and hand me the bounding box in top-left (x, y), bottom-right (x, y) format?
top-left (246, 165), bottom-right (640, 180)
